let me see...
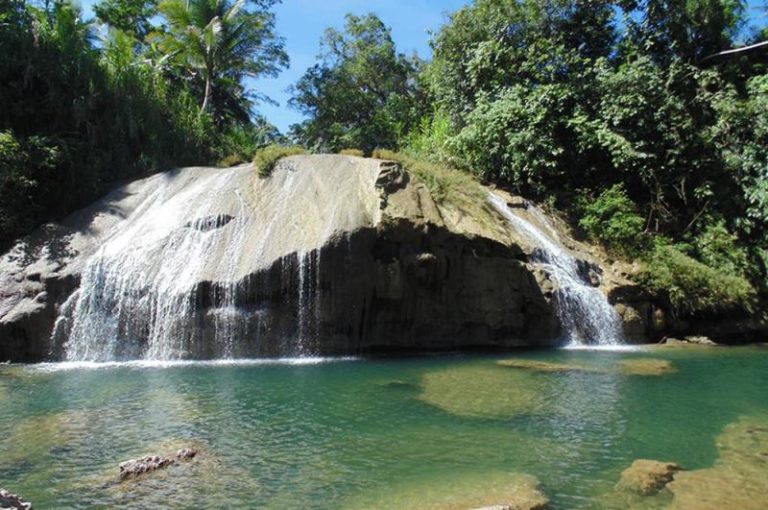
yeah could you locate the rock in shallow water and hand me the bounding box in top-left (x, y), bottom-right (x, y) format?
top-left (496, 359), bottom-right (597, 373)
top-left (618, 358), bottom-right (677, 376)
top-left (666, 414), bottom-right (768, 509)
top-left (341, 471), bottom-right (549, 510)
top-left (118, 456), bottom-right (175, 481)
top-left (419, 365), bottom-right (549, 419)
top-left (0, 489), bottom-right (33, 510)
top-left (616, 459), bottom-right (682, 495)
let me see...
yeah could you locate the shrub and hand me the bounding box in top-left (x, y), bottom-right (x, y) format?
top-left (694, 219), bottom-right (750, 279)
top-left (339, 149), bottom-right (365, 157)
top-left (640, 241), bottom-right (756, 315)
top-left (218, 154), bottom-right (245, 167)
top-left (578, 184), bottom-right (647, 257)
top-left (253, 145), bottom-right (307, 178)
top-left (401, 108), bottom-right (454, 163)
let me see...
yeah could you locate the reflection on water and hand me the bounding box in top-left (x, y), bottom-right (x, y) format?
top-left (0, 347), bottom-right (766, 509)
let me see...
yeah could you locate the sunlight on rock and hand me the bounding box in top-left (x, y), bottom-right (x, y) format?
top-left (419, 365), bottom-right (549, 419)
top-left (341, 471), bottom-right (549, 510)
top-left (619, 359), bottom-right (677, 376)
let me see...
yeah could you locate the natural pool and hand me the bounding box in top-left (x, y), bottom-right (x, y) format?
top-left (1, 345), bottom-right (767, 509)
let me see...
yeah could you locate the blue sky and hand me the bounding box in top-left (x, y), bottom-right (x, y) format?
top-left (80, 0), bottom-right (469, 132)
top-left (79, 0), bottom-right (766, 133)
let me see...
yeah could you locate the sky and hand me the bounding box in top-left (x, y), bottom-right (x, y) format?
top-left (79, 0), bottom-right (469, 132)
top-left (79, 0), bottom-right (766, 133)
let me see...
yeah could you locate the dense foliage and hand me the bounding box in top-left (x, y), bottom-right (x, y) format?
top-left (3, 0), bottom-right (768, 321)
top-left (0, 0), bottom-right (286, 249)
top-left (290, 2), bottom-right (767, 316)
top-left (289, 14), bottom-right (426, 154)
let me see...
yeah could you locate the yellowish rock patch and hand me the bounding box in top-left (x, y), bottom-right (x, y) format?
top-left (419, 365), bottom-right (549, 419)
top-left (497, 359), bottom-right (597, 373)
top-left (619, 359), bottom-right (677, 376)
top-left (615, 459), bottom-right (682, 495)
top-left (667, 414), bottom-right (768, 509)
top-left (341, 471), bottom-right (549, 510)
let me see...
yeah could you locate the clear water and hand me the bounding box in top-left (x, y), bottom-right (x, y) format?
top-left (1, 346), bottom-right (767, 509)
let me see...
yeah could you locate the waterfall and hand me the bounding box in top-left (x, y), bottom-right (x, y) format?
top-left (489, 193), bottom-right (624, 346)
top-left (52, 157), bottom-right (382, 361)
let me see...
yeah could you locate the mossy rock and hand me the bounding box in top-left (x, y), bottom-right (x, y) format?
top-left (418, 365), bottom-right (550, 419)
top-left (497, 359), bottom-right (598, 373)
top-left (666, 414), bottom-right (768, 510)
top-left (341, 470), bottom-right (549, 510)
top-left (619, 359), bottom-right (677, 376)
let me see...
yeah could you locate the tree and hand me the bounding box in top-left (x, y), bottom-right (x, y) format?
top-left (94, 0), bottom-right (157, 41)
top-left (156, 0), bottom-right (288, 124)
top-left (289, 13), bottom-right (425, 153)
top-left (620, 0), bottom-right (746, 63)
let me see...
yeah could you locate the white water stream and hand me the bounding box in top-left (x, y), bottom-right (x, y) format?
top-left (52, 157), bottom-right (382, 361)
top-left (489, 193), bottom-right (624, 346)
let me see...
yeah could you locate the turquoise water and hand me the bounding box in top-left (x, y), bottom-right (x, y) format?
top-left (1, 346), bottom-right (767, 509)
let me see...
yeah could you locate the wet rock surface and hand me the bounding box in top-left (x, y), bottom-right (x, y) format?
top-left (0, 489), bottom-right (32, 510)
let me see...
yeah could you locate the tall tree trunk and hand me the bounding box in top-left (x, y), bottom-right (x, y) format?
top-left (200, 75), bottom-right (212, 114)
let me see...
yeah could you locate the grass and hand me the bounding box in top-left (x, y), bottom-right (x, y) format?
top-left (339, 148), bottom-right (365, 157)
top-left (253, 145), bottom-right (307, 178)
top-left (371, 149), bottom-right (487, 208)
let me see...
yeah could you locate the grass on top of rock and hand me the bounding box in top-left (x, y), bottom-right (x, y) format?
top-left (371, 149), bottom-right (496, 225)
top-left (338, 148), bottom-right (365, 157)
top-left (253, 145), bottom-right (307, 178)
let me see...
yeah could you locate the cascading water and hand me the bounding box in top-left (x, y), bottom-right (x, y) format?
top-left (52, 157), bottom-right (382, 361)
top-left (489, 193), bottom-right (624, 346)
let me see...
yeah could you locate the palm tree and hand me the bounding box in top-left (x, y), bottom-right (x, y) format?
top-left (156, 0), bottom-right (287, 124)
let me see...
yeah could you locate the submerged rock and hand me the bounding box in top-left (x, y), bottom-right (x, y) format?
top-left (496, 359), bottom-right (597, 373)
top-left (666, 414), bottom-right (768, 509)
top-left (118, 456), bottom-right (175, 481)
top-left (619, 358), bottom-right (677, 376)
top-left (0, 489), bottom-right (32, 510)
top-left (419, 365), bottom-right (548, 419)
top-left (616, 459), bottom-right (682, 495)
top-left (175, 448), bottom-right (198, 460)
top-left (341, 471), bottom-right (549, 510)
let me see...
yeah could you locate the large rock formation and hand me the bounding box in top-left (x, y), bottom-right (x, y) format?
top-left (0, 155), bottom-right (594, 362)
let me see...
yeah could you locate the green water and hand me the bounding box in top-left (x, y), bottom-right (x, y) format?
top-left (1, 346), bottom-right (767, 509)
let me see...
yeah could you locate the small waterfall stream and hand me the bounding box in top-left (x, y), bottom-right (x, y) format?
top-left (489, 193), bottom-right (624, 346)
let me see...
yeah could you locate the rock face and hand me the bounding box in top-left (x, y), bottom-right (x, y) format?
top-left (0, 155), bottom-right (602, 361)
